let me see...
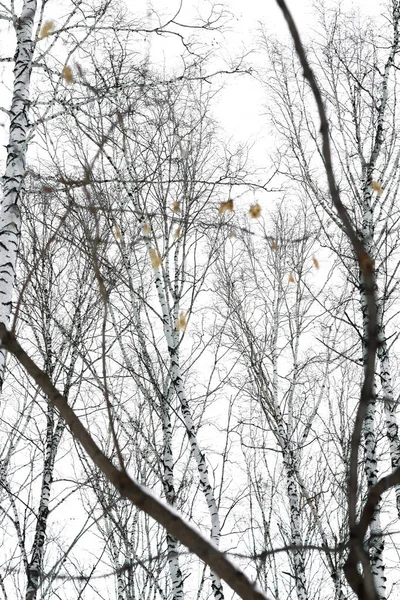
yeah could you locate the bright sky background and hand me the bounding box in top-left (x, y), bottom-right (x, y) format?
top-left (130, 0), bottom-right (389, 184)
top-left (0, 0), bottom-right (385, 168)
top-left (212, 0), bottom-right (384, 144)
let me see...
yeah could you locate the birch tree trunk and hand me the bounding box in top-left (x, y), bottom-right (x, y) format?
top-left (25, 415), bottom-right (65, 600)
top-left (149, 245), bottom-right (224, 600)
top-left (161, 385), bottom-right (185, 600)
top-left (107, 236), bottom-right (187, 599)
top-left (355, 9), bottom-right (400, 591)
top-left (0, 0), bottom-right (37, 387)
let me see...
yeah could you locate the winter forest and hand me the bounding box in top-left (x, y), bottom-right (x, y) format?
top-left (1, 0), bottom-right (400, 599)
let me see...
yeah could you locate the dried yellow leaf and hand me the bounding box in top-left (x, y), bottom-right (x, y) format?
top-left (173, 201), bottom-right (180, 213)
top-left (115, 223), bottom-right (121, 239)
top-left (288, 273), bottom-right (295, 283)
top-left (150, 248), bottom-right (162, 269)
top-left (218, 199), bottom-right (234, 215)
top-left (143, 223), bottom-right (150, 235)
top-left (62, 65), bottom-right (73, 83)
top-left (271, 240), bottom-right (278, 250)
top-left (40, 21), bottom-right (54, 40)
top-left (177, 311), bottom-right (187, 332)
top-left (313, 256), bottom-right (319, 269)
top-left (249, 203), bottom-right (261, 219)
top-left (174, 227), bottom-right (181, 239)
top-left (371, 181), bottom-right (383, 194)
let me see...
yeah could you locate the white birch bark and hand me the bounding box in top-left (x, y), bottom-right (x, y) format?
top-left (161, 385), bottom-right (184, 600)
top-left (271, 275), bottom-right (308, 600)
top-left (361, 0), bottom-right (400, 530)
top-left (359, 186), bottom-right (386, 598)
top-left (270, 407), bottom-right (308, 600)
top-left (282, 447), bottom-right (308, 600)
top-left (350, 6), bottom-right (399, 593)
top-left (110, 235), bottom-right (185, 599)
top-left (0, 0), bottom-right (37, 387)
top-left (353, 7), bottom-right (400, 592)
top-left (105, 194), bottom-right (223, 599)
top-left (368, 9), bottom-right (400, 508)
top-left (376, 305), bottom-right (400, 517)
top-left (251, 357), bottom-right (308, 600)
top-left (244, 267), bottom-right (309, 600)
top-left (151, 258), bottom-right (224, 600)
top-left (25, 279), bottom-right (83, 599)
top-left (25, 415), bottom-right (65, 600)
top-left (107, 529), bottom-right (128, 600)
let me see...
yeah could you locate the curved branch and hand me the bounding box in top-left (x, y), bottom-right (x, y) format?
top-left (275, 2), bottom-right (379, 599)
top-left (0, 325), bottom-right (270, 600)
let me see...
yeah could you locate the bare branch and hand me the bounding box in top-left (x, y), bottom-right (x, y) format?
top-left (0, 325), bottom-right (271, 600)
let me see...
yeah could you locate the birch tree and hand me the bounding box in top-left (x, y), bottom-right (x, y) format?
top-left (213, 203), bottom-right (350, 600)
top-left (260, 3), bottom-right (400, 596)
top-left (0, 0), bottom-right (36, 387)
top-left (0, 181), bottom-right (103, 599)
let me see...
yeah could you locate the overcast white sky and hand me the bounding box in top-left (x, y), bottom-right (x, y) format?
top-left (211, 0), bottom-right (385, 145)
top-left (0, 0), bottom-right (386, 181)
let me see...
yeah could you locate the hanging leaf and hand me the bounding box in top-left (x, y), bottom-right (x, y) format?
top-left (150, 248), bottom-right (162, 269)
top-left (249, 203), bottom-right (261, 219)
top-left (174, 227), bottom-right (181, 239)
top-left (143, 223), bottom-right (150, 235)
top-left (62, 66), bottom-right (73, 83)
top-left (218, 200), bottom-right (234, 215)
top-left (371, 181), bottom-right (383, 194)
top-left (40, 21), bottom-right (54, 40)
top-left (173, 201), bottom-right (180, 213)
top-left (288, 273), bottom-right (295, 283)
top-left (271, 240), bottom-right (278, 250)
top-left (177, 312), bottom-right (188, 332)
top-left (313, 256), bottom-right (319, 269)
top-left (115, 223), bottom-right (121, 239)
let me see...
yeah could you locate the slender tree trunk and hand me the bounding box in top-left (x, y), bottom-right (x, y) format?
top-left (282, 446), bottom-right (308, 600)
top-left (109, 238), bottom-right (186, 599)
top-left (360, 258), bottom-right (386, 598)
top-left (25, 297), bottom-right (80, 599)
top-left (108, 531), bottom-right (128, 600)
top-left (0, 0), bottom-right (37, 387)
top-left (272, 275), bottom-right (308, 600)
top-left (362, 391), bottom-right (386, 598)
top-left (270, 407), bottom-right (308, 600)
top-left (161, 386), bottom-right (184, 600)
top-left (260, 363), bottom-right (309, 600)
top-left (166, 339), bottom-right (223, 600)
top-left (144, 235), bottom-right (223, 600)
top-left (26, 416), bottom-right (65, 600)
top-left (376, 304), bottom-right (400, 517)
